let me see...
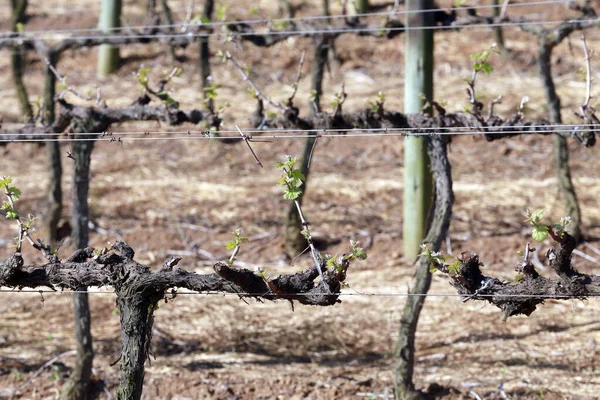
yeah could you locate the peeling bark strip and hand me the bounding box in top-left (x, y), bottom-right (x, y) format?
top-left (433, 231), bottom-right (599, 321)
top-left (0, 242), bottom-right (352, 399)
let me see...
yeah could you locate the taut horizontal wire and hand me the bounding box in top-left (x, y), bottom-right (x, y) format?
top-left (0, 127), bottom-right (595, 143)
top-left (0, 288), bottom-right (598, 299)
top-left (0, 123), bottom-right (597, 136)
top-left (0, 17), bottom-right (596, 44)
top-left (0, 0), bottom-right (565, 38)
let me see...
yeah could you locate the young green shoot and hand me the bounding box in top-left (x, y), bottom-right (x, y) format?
top-left (367, 91), bottom-right (386, 114)
top-left (525, 209), bottom-right (571, 242)
top-left (0, 177), bottom-right (52, 257)
top-left (466, 43), bottom-right (498, 110)
top-left (277, 157), bottom-right (368, 281)
top-left (324, 240), bottom-right (368, 273)
top-left (136, 66), bottom-right (180, 108)
top-left (420, 243), bottom-right (462, 276)
top-left (226, 229), bottom-right (248, 266)
top-left (276, 156), bottom-right (324, 279)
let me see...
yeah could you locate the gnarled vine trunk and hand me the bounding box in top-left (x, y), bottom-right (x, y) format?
top-left (492, 0), bottom-right (506, 54)
top-left (60, 136), bottom-right (95, 400)
top-left (394, 136), bottom-right (454, 399)
top-left (115, 290), bottom-right (162, 399)
top-left (160, 0), bottom-right (176, 62)
top-left (538, 40), bottom-right (581, 242)
top-left (42, 51), bottom-right (63, 247)
top-left (199, 0), bottom-right (214, 111)
top-left (10, 0), bottom-right (32, 120)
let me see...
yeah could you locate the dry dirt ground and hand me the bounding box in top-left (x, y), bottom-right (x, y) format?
top-left (1, 0), bottom-right (600, 399)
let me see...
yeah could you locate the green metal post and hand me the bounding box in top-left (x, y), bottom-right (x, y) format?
top-left (402, 0), bottom-right (434, 259)
top-left (98, 0), bottom-right (122, 76)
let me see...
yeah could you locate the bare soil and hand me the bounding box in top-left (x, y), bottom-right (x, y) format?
top-left (1, 0), bottom-right (600, 399)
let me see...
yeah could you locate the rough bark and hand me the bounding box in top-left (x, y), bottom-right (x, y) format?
top-left (0, 97), bottom-right (215, 143)
top-left (322, 0), bottom-right (330, 17)
top-left (199, 0), bottom-right (214, 111)
top-left (10, 0), bottom-right (32, 120)
top-left (348, 0), bottom-right (369, 14)
top-left (60, 290), bottom-right (94, 400)
top-left (0, 92), bottom-right (212, 399)
top-left (1, 97), bottom-right (597, 147)
top-left (147, 0), bottom-right (156, 16)
top-left (45, 142), bottom-right (63, 245)
top-left (284, 36), bottom-right (329, 259)
top-left (160, 0), bottom-right (176, 62)
top-left (394, 136), bottom-right (454, 400)
top-left (492, 0), bottom-right (506, 54)
top-left (553, 135), bottom-right (580, 241)
top-left (42, 51), bottom-right (63, 247)
top-left (538, 40), bottom-right (581, 242)
top-left (279, 0), bottom-right (295, 18)
top-left (0, 240), bottom-right (357, 399)
top-left (60, 128), bottom-right (95, 400)
top-left (433, 231), bottom-right (595, 321)
top-left (71, 139), bottom-right (94, 251)
top-left (116, 290), bottom-right (160, 399)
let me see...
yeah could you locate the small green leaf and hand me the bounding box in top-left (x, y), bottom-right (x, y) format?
top-left (473, 61), bottom-right (493, 75)
top-left (284, 188), bottom-right (302, 200)
top-left (448, 260), bottom-right (461, 275)
top-left (526, 209), bottom-right (544, 225)
top-left (8, 187), bottom-right (21, 200)
top-left (273, 20), bottom-right (289, 30)
top-left (0, 176), bottom-right (13, 189)
top-left (226, 241), bottom-right (237, 250)
top-left (216, 5), bottom-right (229, 21)
top-left (418, 243), bottom-right (431, 258)
top-left (6, 211), bottom-right (18, 219)
top-left (532, 226), bottom-right (549, 242)
top-left (349, 241), bottom-right (367, 261)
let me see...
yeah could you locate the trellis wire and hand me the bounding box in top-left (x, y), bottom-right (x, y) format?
top-left (0, 127), bottom-right (595, 143)
top-left (0, 123), bottom-right (597, 135)
top-left (0, 0), bottom-right (566, 37)
top-left (0, 17), bottom-right (597, 44)
top-left (0, 288), bottom-right (598, 299)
